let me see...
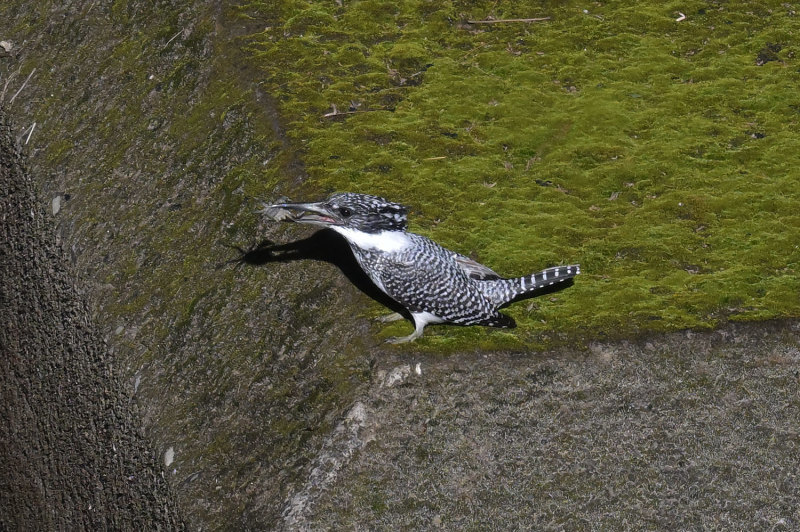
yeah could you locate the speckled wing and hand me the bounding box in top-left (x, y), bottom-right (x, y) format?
top-left (370, 235), bottom-right (514, 328)
top-left (451, 252), bottom-right (502, 280)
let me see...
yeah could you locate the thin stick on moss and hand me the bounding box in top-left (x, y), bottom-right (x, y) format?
top-left (16, 121), bottom-right (36, 145)
top-left (466, 17), bottom-right (551, 24)
top-left (0, 66), bottom-right (20, 102)
top-left (8, 67), bottom-right (35, 105)
top-left (322, 106), bottom-right (392, 118)
top-left (25, 122), bottom-right (36, 145)
top-left (163, 30), bottom-right (183, 49)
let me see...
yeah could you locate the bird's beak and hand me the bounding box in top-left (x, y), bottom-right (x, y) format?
top-left (257, 200), bottom-right (342, 227)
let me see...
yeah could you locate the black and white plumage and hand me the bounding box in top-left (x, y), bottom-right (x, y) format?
top-left (259, 192), bottom-right (580, 343)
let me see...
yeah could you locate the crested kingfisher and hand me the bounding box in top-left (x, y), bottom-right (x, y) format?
top-left (259, 192), bottom-right (580, 343)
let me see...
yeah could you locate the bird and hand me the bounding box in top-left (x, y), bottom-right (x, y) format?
top-left (259, 192), bottom-right (580, 343)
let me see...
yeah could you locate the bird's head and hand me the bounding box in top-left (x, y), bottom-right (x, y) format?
top-left (261, 192), bottom-right (408, 233)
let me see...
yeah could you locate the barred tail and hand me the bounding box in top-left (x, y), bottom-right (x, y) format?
top-left (478, 264), bottom-right (580, 307)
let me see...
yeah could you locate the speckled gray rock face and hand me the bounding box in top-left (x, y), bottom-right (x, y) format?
top-left (288, 321), bottom-right (800, 531)
top-left (1, 2), bottom-right (376, 528)
top-left (1, 111), bottom-right (182, 530)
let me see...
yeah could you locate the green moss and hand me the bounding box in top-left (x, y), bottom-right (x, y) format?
top-left (239, 0), bottom-right (800, 349)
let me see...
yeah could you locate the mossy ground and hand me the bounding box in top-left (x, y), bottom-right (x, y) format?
top-left (241, 0), bottom-right (800, 349)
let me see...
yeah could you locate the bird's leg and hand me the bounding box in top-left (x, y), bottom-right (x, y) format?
top-left (385, 319), bottom-right (425, 344)
top-left (376, 312), bottom-right (405, 323)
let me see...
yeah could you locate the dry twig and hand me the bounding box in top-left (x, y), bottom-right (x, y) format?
top-left (25, 122), bottom-right (36, 145)
top-left (1, 66), bottom-right (20, 102)
top-left (9, 67), bottom-right (36, 104)
top-left (322, 105), bottom-right (391, 118)
top-left (162, 29), bottom-right (183, 49)
top-left (466, 17), bottom-right (551, 24)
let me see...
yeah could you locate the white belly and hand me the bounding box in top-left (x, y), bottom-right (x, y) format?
top-left (412, 311), bottom-right (445, 327)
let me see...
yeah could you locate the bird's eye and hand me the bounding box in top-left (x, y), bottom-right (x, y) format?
top-left (338, 206), bottom-right (352, 217)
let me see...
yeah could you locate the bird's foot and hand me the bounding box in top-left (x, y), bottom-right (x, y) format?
top-left (385, 334), bottom-right (418, 344)
top-left (376, 312), bottom-right (405, 323)
top-left (385, 325), bottom-right (424, 344)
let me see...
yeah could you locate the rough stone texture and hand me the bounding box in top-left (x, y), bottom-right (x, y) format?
top-left (1, 2), bottom-right (376, 528)
top-left (0, 110), bottom-right (183, 530)
top-left (299, 322), bottom-right (800, 530)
